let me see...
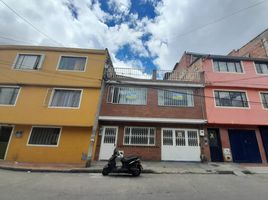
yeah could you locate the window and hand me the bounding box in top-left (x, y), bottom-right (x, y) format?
top-left (260, 92), bottom-right (268, 109)
top-left (58, 56), bottom-right (86, 71)
top-left (124, 127), bottom-right (155, 146)
top-left (28, 127), bottom-right (60, 146)
top-left (213, 60), bottom-right (243, 73)
top-left (158, 89), bottom-right (194, 107)
top-left (214, 90), bottom-right (249, 107)
top-left (50, 89), bottom-right (82, 108)
top-left (107, 86), bottom-right (147, 105)
top-left (14, 54), bottom-right (43, 70)
top-left (0, 87), bottom-right (19, 105)
top-left (255, 62), bottom-right (268, 74)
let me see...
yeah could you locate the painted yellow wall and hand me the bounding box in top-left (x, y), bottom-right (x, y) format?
top-left (6, 125), bottom-right (91, 164)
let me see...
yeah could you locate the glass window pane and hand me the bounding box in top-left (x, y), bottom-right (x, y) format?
top-left (124, 127), bottom-right (155, 145)
top-left (235, 62), bottom-right (243, 72)
top-left (0, 87), bottom-right (19, 105)
top-left (29, 127), bottom-right (60, 145)
top-left (213, 61), bottom-right (220, 72)
top-left (111, 87), bottom-right (147, 105)
top-left (261, 93), bottom-right (268, 108)
top-left (59, 56), bottom-right (86, 71)
top-left (227, 62), bottom-right (236, 72)
top-left (218, 62), bottom-right (227, 72)
top-left (15, 54), bottom-right (41, 70)
top-left (158, 89), bottom-right (193, 107)
top-left (50, 90), bottom-right (81, 107)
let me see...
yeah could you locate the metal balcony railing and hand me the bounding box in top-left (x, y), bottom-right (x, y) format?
top-left (105, 67), bottom-right (202, 82)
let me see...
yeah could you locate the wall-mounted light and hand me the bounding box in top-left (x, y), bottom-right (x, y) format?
top-left (15, 130), bottom-right (23, 138)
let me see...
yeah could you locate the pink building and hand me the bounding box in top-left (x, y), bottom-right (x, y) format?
top-left (176, 52), bottom-right (268, 163)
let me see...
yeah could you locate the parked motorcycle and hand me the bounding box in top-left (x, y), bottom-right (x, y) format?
top-left (102, 148), bottom-right (143, 176)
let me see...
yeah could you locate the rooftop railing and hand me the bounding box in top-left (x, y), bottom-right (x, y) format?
top-left (106, 67), bottom-right (202, 82)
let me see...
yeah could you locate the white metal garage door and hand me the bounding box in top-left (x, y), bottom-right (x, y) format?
top-left (161, 128), bottom-right (200, 161)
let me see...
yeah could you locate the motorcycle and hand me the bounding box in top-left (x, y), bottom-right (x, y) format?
top-left (102, 148), bottom-right (143, 176)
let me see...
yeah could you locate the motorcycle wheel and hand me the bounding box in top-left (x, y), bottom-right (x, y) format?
top-left (102, 168), bottom-right (109, 176)
top-left (131, 167), bottom-right (141, 177)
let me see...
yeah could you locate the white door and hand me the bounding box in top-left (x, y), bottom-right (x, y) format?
top-left (162, 128), bottom-right (200, 161)
top-left (99, 126), bottom-right (118, 160)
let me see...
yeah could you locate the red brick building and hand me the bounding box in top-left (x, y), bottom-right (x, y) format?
top-left (94, 67), bottom-right (207, 161)
top-left (229, 28), bottom-right (268, 58)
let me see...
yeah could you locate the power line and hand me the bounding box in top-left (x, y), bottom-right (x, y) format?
top-left (0, 35), bottom-right (36, 45)
top-left (0, 0), bottom-right (64, 47)
top-left (169, 0), bottom-right (268, 41)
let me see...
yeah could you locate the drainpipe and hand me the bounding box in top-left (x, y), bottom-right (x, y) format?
top-left (85, 80), bottom-right (106, 167)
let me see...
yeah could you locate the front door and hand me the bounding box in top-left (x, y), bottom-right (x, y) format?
top-left (208, 128), bottom-right (223, 162)
top-left (99, 126), bottom-right (118, 160)
top-left (0, 126), bottom-right (13, 159)
top-left (228, 129), bottom-right (262, 163)
top-left (162, 128), bottom-right (200, 161)
top-left (260, 127), bottom-right (268, 161)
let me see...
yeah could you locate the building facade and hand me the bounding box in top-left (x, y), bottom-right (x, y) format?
top-left (175, 52), bottom-right (268, 163)
top-left (0, 45), bottom-right (110, 165)
top-left (95, 67), bottom-right (207, 161)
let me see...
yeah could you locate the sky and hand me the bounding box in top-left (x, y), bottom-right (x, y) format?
top-left (0, 0), bottom-right (268, 71)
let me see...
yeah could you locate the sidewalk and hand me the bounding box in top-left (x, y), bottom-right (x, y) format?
top-left (0, 160), bottom-right (255, 175)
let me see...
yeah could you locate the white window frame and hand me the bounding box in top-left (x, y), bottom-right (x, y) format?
top-left (212, 59), bottom-right (245, 74)
top-left (123, 126), bottom-right (156, 146)
top-left (107, 86), bottom-right (147, 105)
top-left (259, 91), bottom-right (268, 110)
top-left (158, 89), bottom-right (194, 107)
top-left (26, 126), bottom-right (62, 147)
top-left (0, 85), bottom-right (21, 106)
top-left (12, 53), bottom-right (45, 70)
top-left (56, 55), bottom-right (88, 72)
top-left (48, 88), bottom-right (83, 109)
top-left (213, 89), bottom-right (250, 109)
top-left (254, 62), bottom-right (268, 75)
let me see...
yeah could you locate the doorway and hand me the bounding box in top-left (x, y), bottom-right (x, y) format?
top-left (0, 126), bottom-right (13, 159)
top-left (208, 128), bottom-right (224, 162)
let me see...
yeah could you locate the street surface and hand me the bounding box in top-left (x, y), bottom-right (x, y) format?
top-left (1, 169), bottom-right (268, 200)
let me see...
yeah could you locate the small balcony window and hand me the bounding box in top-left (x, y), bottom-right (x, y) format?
top-left (0, 86), bottom-right (20, 105)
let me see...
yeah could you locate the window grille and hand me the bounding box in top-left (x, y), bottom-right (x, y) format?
top-left (255, 62), bottom-right (268, 74)
top-left (187, 130), bottom-right (199, 146)
top-left (107, 86), bottom-right (147, 105)
top-left (158, 89), bottom-right (194, 107)
top-left (50, 89), bottom-right (81, 108)
top-left (14, 54), bottom-right (42, 70)
top-left (58, 56), bottom-right (86, 71)
top-left (175, 130), bottom-right (186, 146)
top-left (28, 127), bottom-right (60, 146)
top-left (214, 90), bottom-right (248, 107)
top-left (0, 87), bottom-right (19, 105)
top-left (163, 130), bottom-right (173, 145)
top-left (124, 127), bottom-right (155, 145)
top-left (213, 60), bottom-right (243, 73)
top-left (103, 128), bottom-right (117, 143)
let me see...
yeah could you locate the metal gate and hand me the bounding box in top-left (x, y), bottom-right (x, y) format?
top-left (161, 128), bottom-right (200, 161)
top-left (99, 126), bottom-right (118, 160)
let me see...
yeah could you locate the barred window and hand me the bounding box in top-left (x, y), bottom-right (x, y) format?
top-left (158, 89), bottom-right (194, 107)
top-left (214, 90), bottom-right (248, 107)
top-left (107, 86), bottom-right (147, 105)
top-left (260, 92), bottom-right (268, 109)
top-left (255, 62), bottom-right (268, 74)
top-left (0, 87), bottom-right (20, 105)
top-left (58, 56), bottom-right (86, 71)
top-left (124, 127), bottom-right (155, 146)
top-left (28, 127), bottom-right (60, 146)
top-left (50, 89), bottom-right (82, 108)
top-left (213, 60), bottom-right (243, 73)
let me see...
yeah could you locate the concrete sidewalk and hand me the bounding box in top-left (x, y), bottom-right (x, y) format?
top-left (0, 160), bottom-right (254, 175)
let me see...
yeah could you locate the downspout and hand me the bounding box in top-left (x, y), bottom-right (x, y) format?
top-left (85, 51), bottom-right (109, 167)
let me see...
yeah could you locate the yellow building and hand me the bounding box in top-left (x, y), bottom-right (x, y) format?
top-left (0, 45), bottom-right (110, 165)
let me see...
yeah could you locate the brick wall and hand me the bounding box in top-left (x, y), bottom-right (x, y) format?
top-left (100, 86), bottom-right (205, 120)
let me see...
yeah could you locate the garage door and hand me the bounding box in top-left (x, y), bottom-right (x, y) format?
top-left (161, 128), bottom-right (200, 161)
top-left (228, 129), bottom-right (261, 163)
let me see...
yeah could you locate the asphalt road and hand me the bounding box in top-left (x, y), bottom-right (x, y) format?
top-left (1, 169), bottom-right (268, 200)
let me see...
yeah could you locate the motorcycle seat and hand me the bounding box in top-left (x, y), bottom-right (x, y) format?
top-left (121, 156), bottom-right (139, 163)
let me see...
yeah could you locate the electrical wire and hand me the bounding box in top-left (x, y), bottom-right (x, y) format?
top-left (0, 0), bottom-right (64, 47)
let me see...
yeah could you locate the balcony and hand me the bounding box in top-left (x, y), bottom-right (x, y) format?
top-left (105, 67), bottom-right (203, 83)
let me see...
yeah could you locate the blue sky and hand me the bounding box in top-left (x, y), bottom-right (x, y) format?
top-left (1, 0), bottom-right (268, 72)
